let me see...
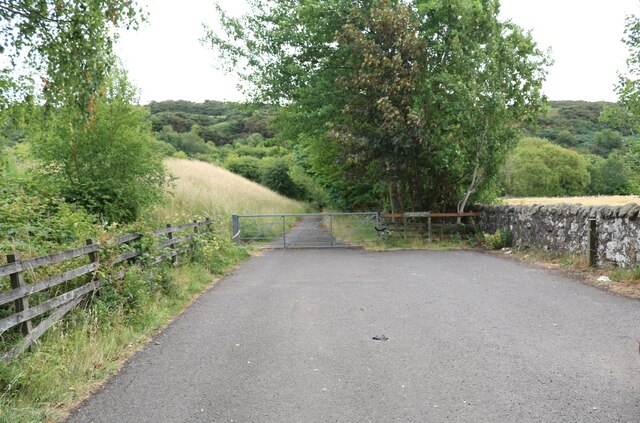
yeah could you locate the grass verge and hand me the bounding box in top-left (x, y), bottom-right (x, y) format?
top-left (363, 236), bottom-right (475, 251)
top-left (0, 237), bottom-right (250, 423)
top-left (495, 247), bottom-right (640, 299)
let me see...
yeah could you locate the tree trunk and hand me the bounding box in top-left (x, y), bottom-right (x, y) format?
top-left (457, 160), bottom-right (481, 223)
top-left (388, 181), bottom-right (402, 214)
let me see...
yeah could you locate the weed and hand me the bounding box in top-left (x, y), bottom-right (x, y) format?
top-left (482, 229), bottom-right (513, 250)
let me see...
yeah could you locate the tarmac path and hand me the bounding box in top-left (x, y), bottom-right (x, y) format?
top-left (66, 249), bottom-right (640, 422)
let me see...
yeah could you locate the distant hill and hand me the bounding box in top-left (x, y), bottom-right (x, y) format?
top-left (147, 99), bottom-right (630, 159)
top-left (526, 100), bottom-right (632, 155)
top-left (147, 100), bottom-right (277, 145)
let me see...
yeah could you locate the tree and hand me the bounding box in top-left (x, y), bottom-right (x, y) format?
top-left (0, 0), bottom-right (144, 112)
top-left (261, 159), bottom-right (297, 198)
top-left (206, 0), bottom-right (549, 212)
top-left (501, 138), bottom-right (590, 197)
top-left (586, 153), bottom-right (633, 195)
top-left (590, 129), bottom-right (623, 157)
top-left (556, 129), bottom-right (577, 148)
top-left (615, 13), bottom-right (640, 189)
top-left (32, 70), bottom-right (167, 223)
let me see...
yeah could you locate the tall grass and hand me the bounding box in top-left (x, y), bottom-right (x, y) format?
top-left (149, 158), bottom-right (307, 224)
top-left (1, 158), bottom-right (306, 422)
top-left (0, 260), bottom-right (242, 423)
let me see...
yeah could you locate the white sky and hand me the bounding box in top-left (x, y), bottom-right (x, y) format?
top-left (115, 0), bottom-right (640, 104)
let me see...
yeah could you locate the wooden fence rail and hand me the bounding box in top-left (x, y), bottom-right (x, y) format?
top-left (378, 212), bottom-right (480, 241)
top-left (0, 218), bottom-right (212, 363)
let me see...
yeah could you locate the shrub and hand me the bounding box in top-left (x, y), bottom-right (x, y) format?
top-left (32, 70), bottom-right (168, 223)
top-left (483, 228), bottom-right (513, 249)
top-left (501, 138), bottom-right (590, 196)
top-left (225, 156), bottom-right (263, 182)
top-left (261, 159), bottom-right (298, 197)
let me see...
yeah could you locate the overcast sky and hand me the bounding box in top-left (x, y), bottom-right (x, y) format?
top-left (115, 0), bottom-right (640, 104)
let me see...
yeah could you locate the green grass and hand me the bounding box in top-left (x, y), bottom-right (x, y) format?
top-left (0, 157), bottom-right (306, 423)
top-left (0, 245), bottom-right (249, 423)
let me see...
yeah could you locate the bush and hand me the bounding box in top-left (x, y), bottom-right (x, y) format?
top-left (225, 156), bottom-right (263, 182)
top-left (501, 138), bottom-right (590, 197)
top-left (0, 150), bottom-right (100, 256)
top-left (483, 228), bottom-right (513, 249)
top-left (32, 70), bottom-right (168, 223)
top-left (261, 159), bottom-right (298, 197)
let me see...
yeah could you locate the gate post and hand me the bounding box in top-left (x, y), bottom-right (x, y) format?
top-left (232, 215), bottom-right (240, 244)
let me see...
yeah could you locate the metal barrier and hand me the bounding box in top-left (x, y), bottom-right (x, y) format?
top-left (231, 213), bottom-right (379, 248)
top-left (231, 211), bottom-right (480, 248)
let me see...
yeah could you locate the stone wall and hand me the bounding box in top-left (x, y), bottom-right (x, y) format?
top-left (477, 204), bottom-right (640, 267)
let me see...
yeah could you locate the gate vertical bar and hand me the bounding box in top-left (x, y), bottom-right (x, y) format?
top-left (330, 214), bottom-right (334, 247)
top-left (282, 215), bottom-right (286, 248)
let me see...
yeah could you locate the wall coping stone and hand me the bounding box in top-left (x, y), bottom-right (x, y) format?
top-left (478, 203), bottom-right (640, 220)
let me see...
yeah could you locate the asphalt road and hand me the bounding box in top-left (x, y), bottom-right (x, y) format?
top-left (66, 249), bottom-right (640, 423)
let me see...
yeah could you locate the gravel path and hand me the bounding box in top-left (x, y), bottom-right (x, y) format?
top-left (66, 249), bottom-right (640, 422)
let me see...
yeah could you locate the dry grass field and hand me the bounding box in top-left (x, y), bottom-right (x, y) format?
top-left (149, 158), bottom-right (307, 223)
top-left (500, 195), bottom-right (640, 207)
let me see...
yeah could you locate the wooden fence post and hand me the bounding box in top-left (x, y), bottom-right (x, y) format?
top-left (166, 224), bottom-right (176, 265)
top-left (86, 239), bottom-right (98, 265)
top-left (85, 239), bottom-right (99, 297)
top-left (7, 253), bottom-right (32, 337)
top-left (192, 220), bottom-right (199, 252)
top-left (588, 218), bottom-right (597, 267)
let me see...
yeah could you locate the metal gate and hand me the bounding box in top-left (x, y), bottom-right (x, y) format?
top-left (231, 213), bottom-right (380, 248)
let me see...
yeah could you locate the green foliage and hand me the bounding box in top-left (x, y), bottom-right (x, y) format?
top-left (501, 138), bottom-right (590, 197)
top-left (482, 229), bottom-right (513, 250)
top-left (0, 0), bottom-right (144, 112)
top-left (531, 101), bottom-right (622, 149)
top-left (0, 231), bottom-right (250, 422)
top-left (261, 159), bottom-right (298, 198)
top-left (585, 153), bottom-right (634, 195)
top-left (225, 156), bottom-right (263, 182)
top-left (0, 146), bottom-right (100, 255)
top-left (155, 126), bottom-right (213, 156)
top-left (590, 129), bottom-right (624, 157)
top-left (147, 100), bottom-right (276, 146)
top-left (207, 0), bottom-right (549, 212)
top-left (32, 70), bottom-right (168, 223)
top-left (613, 13), bottom-right (640, 192)
top-left (555, 129), bottom-right (577, 147)
top-left (617, 14), bottom-right (640, 132)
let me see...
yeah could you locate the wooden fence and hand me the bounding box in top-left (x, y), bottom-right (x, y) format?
top-left (378, 212), bottom-right (479, 241)
top-left (0, 219), bottom-right (212, 363)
